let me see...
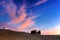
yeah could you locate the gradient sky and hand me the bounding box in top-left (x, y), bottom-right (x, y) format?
top-left (0, 0), bottom-right (60, 35)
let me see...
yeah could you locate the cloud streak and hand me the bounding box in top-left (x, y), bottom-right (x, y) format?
top-left (12, 5), bottom-right (27, 24)
top-left (6, 3), bottom-right (17, 19)
top-left (34, 0), bottom-right (47, 6)
top-left (18, 17), bottom-right (35, 30)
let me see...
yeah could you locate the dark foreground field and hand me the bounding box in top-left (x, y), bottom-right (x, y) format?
top-left (41, 35), bottom-right (60, 40)
top-left (0, 29), bottom-right (60, 40)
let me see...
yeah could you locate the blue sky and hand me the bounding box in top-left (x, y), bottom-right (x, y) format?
top-left (25, 0), bottom-right (60, 30)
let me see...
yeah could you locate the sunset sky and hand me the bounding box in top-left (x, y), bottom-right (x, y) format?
top-left (0, 0), bottom-right (60, 35)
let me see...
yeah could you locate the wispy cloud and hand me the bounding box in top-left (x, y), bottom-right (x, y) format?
top-left (12, 5), bottom-right (27, 24)
top-left (34, 0), bottom-right (47, 6)
top-left (6, 3), bottom-right (17, 19)
top-left (18, 17), bottom-right (35, 30)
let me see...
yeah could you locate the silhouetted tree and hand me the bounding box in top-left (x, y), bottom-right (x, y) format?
top-left (37, 30), bottom-right (41, 35)
top-left (31, 30), bottom-right (36, 34)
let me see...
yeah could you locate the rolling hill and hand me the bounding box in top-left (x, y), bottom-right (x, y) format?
top-left (0, 29), bottom-right (60, 40)
top-left (0, 29), bottom-right (43, 40)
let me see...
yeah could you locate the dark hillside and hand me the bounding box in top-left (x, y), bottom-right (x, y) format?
top-left (0, 29), bottom-right (43, 40)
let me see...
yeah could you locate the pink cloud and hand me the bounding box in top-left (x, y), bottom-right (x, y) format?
top-left (12, 5), bottom-right (27, 24)
top-left (18, 17), bottom-right (35, 30)
top-left (6, 3), bottom-right (17, 19)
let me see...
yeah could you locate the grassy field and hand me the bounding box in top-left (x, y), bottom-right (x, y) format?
top-left (0, 29), bottom-right (60, 40)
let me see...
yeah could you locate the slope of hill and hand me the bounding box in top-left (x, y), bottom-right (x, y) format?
top-left (0, 29), bottom-right (43, 40)
top-left (0, 29), bottom-right (60, 40)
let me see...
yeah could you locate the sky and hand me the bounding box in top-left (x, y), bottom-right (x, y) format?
top-left (0, 0), bottom-right (60, 35)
